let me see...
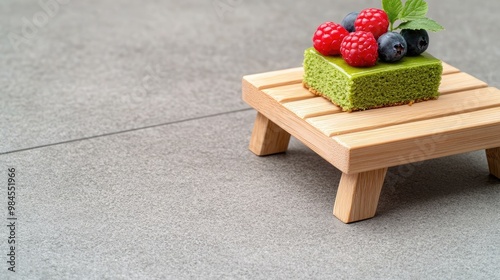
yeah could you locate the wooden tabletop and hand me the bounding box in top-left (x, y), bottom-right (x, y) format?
top-left (243, 62), bottom-right (500, 174)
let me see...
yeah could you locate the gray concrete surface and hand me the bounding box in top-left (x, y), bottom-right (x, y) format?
top-left (1, 0), bottom-right (499, 279)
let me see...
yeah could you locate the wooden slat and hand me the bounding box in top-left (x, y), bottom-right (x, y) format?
top-left (308, 87), bottom-right (500, 136)
top-left (265, 73), bottom-right (490, 120)
top-left (442, 62), bottom-right (460, 75)
top-left (244, 61), bottom-right (459, 92)
top-left (283, 97), bottom-right (341, 118)
top-left (243, 67), bottom-right (303, 90)
top-left (263, 83), bottom-right (315, 103)
top-left (333, 106), bottom-right (500, 173)
top-left (439, 72), bottom-right (488, 94)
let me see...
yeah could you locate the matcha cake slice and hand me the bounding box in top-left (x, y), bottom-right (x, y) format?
top-left (303, 47), bottom-right (443, 111)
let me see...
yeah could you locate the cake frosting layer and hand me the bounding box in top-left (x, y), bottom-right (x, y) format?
top-left (303, 47), bottom-right (443, 111)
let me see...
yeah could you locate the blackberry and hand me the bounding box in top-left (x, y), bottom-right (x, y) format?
top-left (341, 12), bottom-right (358, 33)
top-left (401, 29), bottom-right (429, 56)
top-left (377, 32), bottom-right (407, 62)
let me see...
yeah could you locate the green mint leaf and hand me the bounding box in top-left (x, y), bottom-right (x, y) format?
top-left (382, 0), bottom-right (403, 27)
top-left (398, 0), bottom-right (428, 22)
top-left (395, 17), bottom-right (445, 32)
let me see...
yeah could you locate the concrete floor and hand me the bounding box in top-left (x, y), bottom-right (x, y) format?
top-left (1, 0), bottom-right (499, 279)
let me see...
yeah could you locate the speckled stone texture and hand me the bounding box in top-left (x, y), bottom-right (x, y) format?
top-left (1, 0), bottom-right (499, 279)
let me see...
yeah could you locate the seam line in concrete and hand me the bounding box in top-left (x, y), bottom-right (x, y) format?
top-left (1, 107), bottom-right (253, 155)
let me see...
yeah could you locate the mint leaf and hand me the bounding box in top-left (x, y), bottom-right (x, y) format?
top-left (398, 0), bottom-right (428, 22)
top-left (381, 0), bottom-right (444, 32)
top-left (396, 17), bottom-right (445, 32)
top-left (382, 0), bottom-right (403, 26)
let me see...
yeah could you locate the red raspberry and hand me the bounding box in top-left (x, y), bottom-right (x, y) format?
top-left (340, 31), bottom-right (378, 67)
top-left (313, 22), bottom-right (349, 56)
top-left (354, 8), bottom-right (389, 39)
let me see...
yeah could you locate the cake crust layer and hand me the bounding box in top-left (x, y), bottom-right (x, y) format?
top-left (303, 81), bottom-right (438, 112)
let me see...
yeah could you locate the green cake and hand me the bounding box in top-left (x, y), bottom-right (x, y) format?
top-left (303, 47), bottom-right (443, 111)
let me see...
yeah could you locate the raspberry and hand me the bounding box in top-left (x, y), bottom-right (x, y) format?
top-left (340, 31), bottom-right (378, 67)
top-left (354, 8), bottom-right (389, 39)
top-left (313, 22), bottom-right (349, 56)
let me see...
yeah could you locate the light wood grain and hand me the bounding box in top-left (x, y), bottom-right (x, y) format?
top-left (243, 78), bottom-right (350, 172)
top-left (333, 168), bottom-right (387, 223)
top-left (283, 97), bottom-right (342, 118)
top-left (243, 67), bottom-right (303, 90)
top-left (439, 72), bottom-right (488, 94)
top-left (334, 107), bottom-right (500, 173)
top-left (308, 87), bottom-right (500, 136)
top-left (255, 73), bottom-right (489, 122)
top-left (442, 62), bottom-right (460, 75)
top-left (249, 112), bottom-right (291, 156)
top-left (485, 147), bottom-right (500, 179)
top-left (263, 83), bottom-right (315, 103)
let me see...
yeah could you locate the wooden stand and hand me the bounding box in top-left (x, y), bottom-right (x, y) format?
top-left (486, 147), bottom-right (500, 178)
top-left (333, 168), bottom-right (388, 223)
top-left (243, 64), bottom-right (500, 223)
top-left (249, 112), bottom-right (290, 156)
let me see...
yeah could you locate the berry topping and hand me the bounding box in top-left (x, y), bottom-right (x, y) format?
top-left (354, 8), bottom-right (389, 39)
top-left (313, 22), bottom-right (350, 56)
top-left (401, 29), bottom-right (429, 56)
top-left (377, 32), bottom-right (407, 62)
top-left (341, 12), bottom-right (359, 33)
top-left (340, 31), bottom-right (378, 67)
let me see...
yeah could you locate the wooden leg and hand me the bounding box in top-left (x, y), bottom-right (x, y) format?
top-left (249, 112), bottom-right (291, 156)
top-left (486, 147), bottom-right (500, 179)
top-left (333, 168), bottom-right (388, 223)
